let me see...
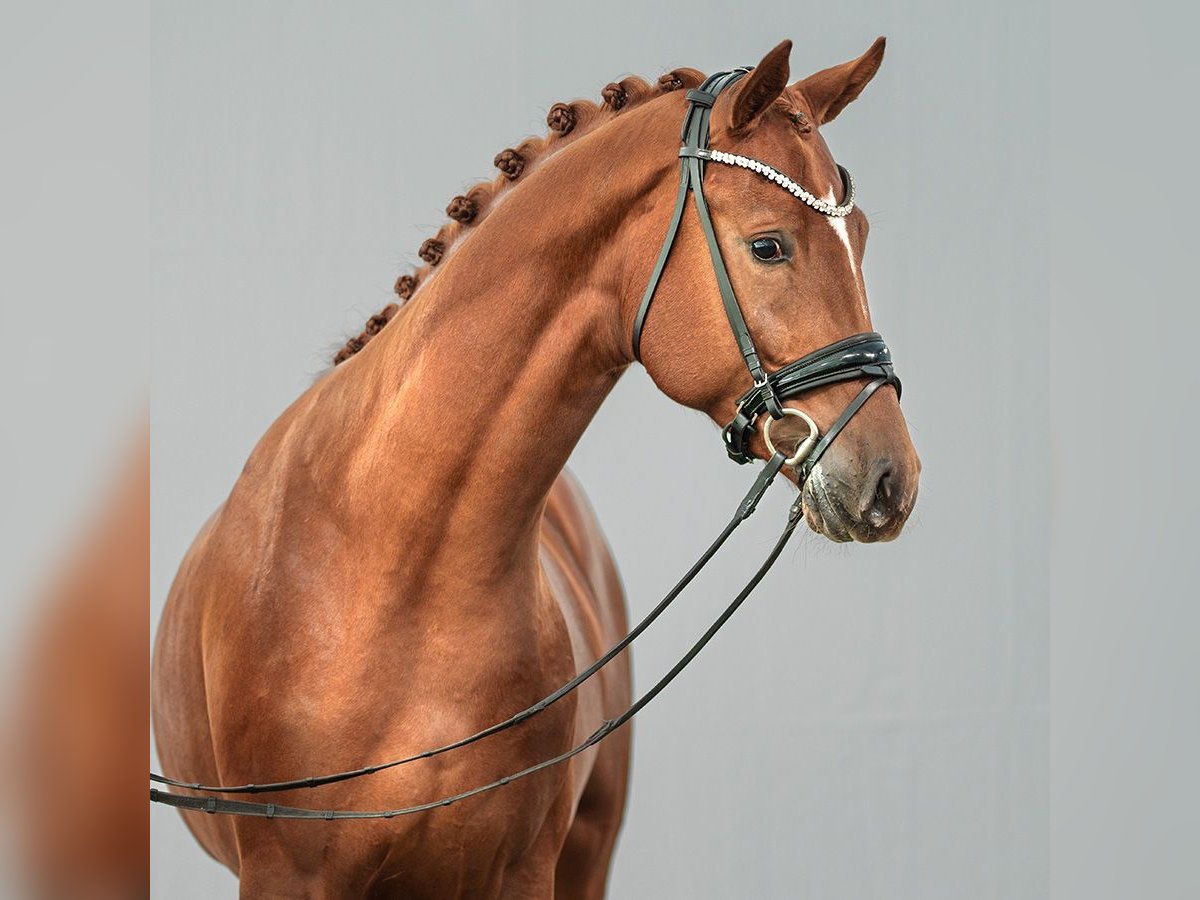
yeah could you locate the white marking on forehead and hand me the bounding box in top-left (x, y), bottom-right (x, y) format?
top-left (824, 188), bottom-right (869, 320)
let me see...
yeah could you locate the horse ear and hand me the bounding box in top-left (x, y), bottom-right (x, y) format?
top-left (729, 40), bottom-right (792, 133)
top-left (794, 36), bottom-right (886, 126)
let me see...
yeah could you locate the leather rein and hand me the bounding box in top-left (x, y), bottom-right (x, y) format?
top-left (150, 68), bottom-right (901, 821)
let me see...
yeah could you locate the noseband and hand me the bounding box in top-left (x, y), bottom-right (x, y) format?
top-left (632, 68), bottom-right (899, 476)
top-left (150, 67), bottom-right (906, 823)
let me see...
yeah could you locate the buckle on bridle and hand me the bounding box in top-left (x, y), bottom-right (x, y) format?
top-left (758, 380), bottom-right (783, 420)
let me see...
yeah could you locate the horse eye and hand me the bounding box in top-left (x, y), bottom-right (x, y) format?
top-left (750, 237), bottom-right (784, 262)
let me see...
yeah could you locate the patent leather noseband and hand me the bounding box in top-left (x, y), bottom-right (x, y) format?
top-left (632, 68), bottom-right (899, 474)
top-left (725, 332), bottom-right (899, 477)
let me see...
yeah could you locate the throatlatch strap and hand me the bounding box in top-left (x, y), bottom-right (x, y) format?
top-left (631, 163), bottom-right (691, 359)
top-left (634, 69), bottom-right (745, 360)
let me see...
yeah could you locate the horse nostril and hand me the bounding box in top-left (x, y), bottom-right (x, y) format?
top-left (860, 460), bottom-right (897, 525)
top-left (874, 469), bottom-right (894, 508)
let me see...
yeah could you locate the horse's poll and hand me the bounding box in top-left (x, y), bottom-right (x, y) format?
top-left (150, 66), bottom-right (903, 822)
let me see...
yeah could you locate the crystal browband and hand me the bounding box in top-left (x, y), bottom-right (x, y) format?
top-left (679, 147), bottom-right (855, 218)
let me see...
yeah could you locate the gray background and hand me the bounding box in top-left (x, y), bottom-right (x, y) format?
top-left (132, 1), bottom-right (1193, 897)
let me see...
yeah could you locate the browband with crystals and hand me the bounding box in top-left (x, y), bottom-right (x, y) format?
top-left (679, 148), bottom-right (855, 218)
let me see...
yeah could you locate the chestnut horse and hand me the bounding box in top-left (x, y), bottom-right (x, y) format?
top-left (152, 38), bottom-right (919, 898)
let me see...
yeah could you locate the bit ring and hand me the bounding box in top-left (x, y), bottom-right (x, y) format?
top-left (762, 408), bottom-right (820, 467)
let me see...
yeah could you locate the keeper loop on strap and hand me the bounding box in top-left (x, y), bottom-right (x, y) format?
top-left (763, 390), bottom-right (784, 420)
top-left (205, 797), bottom-right (217, 814)
top-left (685, 88), bottom-right (717, 108)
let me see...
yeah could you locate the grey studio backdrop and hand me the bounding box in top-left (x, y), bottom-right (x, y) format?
top-left (151, 2), bottom-right (1049, 897)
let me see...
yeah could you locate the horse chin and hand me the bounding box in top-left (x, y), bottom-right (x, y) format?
top-left (800, 471), bottom-right (854, 543)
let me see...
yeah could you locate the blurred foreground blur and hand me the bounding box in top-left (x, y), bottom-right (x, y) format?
top-left (3, 429), bottom-right (149, 897)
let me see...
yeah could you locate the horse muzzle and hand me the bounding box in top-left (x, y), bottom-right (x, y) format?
top-left (801, 453), bottom-right (919, 543)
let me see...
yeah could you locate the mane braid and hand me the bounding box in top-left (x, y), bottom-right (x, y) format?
top-left (331, 67), bottom-right (706, 365)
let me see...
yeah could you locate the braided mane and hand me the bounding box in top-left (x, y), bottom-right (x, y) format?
top-left (331, 66), bottom-right (706, 365)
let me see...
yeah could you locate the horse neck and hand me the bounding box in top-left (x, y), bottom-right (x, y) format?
top-left (309, 108), bottom-right (676, 588)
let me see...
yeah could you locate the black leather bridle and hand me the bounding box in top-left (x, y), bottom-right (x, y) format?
top-left (150, 68), bottom-right (902, 822)
top-left (632, 67), bottom-right (899, 476)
